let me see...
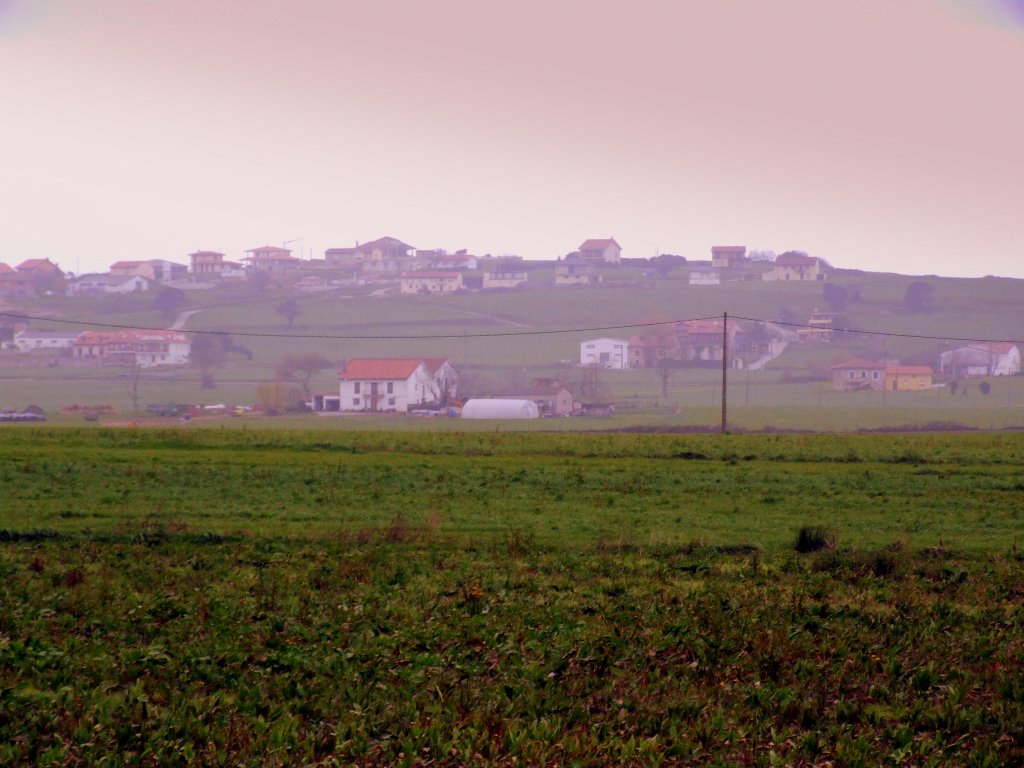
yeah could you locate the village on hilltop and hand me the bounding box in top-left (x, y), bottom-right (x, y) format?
top-left (1, 241), bottom-right (1019, 421)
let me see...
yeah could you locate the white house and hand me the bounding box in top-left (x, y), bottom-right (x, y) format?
top-left (555, 258), bottom-right (597, 286)
top-left (337, 358), bottom-right (458, 412)
top-left (13, 330), bottom-right (81, 352)
top-left (72, 330), bottom-right (191, 367)
top-left (578, 238), bottom-right (622, 265)
top-left (400, 271), bottom-right (463, 295)
top-left (483, 262), bottom-right (528, 290)
top-left (939, 343), bottom-right (1020, 377)
top-left (688, 267), bottom-right (720, 285)
top-left (580, 337), bottom-right (630, 369)
top-left (107, 275), bottom-right (151, 293)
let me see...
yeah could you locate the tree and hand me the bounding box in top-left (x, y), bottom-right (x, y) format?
top-left (127, 362), bottom-right (143, 415)
top-left (255, 381), bottom-right (303, 415)
top-left (189, 334), bottom-right (226, 389)
top-left (821, 283), bottom-right (848, 312)
top-left (153, 287), bottom-right (187, 320)
top-left (904, 281), bottom-right (934, 313)
top-left (276, 298), bottom-right (300, 328)
top-left (276, 352), bottom-right (332, 397)
top-left (747, 249), bottom-right (776, 263)
top-left (650, 253), bottom-right (685, 278)
top-left (248, 270), bottom-right (271, 293)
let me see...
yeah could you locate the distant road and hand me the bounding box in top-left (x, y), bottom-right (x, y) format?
top-left (168, 309), bottom-right (201, 331)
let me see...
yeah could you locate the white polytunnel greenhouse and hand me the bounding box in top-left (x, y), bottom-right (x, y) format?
top-left (460, 399), bottom-right (540, 419)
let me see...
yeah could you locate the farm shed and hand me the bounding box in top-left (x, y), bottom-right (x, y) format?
top-left (460, 399), bottom-right (539, 419)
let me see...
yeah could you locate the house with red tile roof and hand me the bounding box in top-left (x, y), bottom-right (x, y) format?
top-left (711, 245), bottom-right (747, 269)
top-left (0, 263), bottom-right (14, 274)
top-left (243, 246), bottom-right (300, 272)
top-left (578, 238), bottom-right (622, 265)
top-left (190, 251), bottom-right (226, 276)
top-left (884, 365), bottom-right (933, 391)
top-left (16, 258), bottom-right (63, 275)
top-left (336, 358), bottom-right (458, 412)
top-left (831, 359), bottom-right (886, 391)
top-left (72, 330), bottom-right (191, 367)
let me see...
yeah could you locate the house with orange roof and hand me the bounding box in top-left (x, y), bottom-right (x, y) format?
top-left (711, 245), bottom-right (747, 269)
top-left (15, 258), bottom-right (63, 275)
top-left (577, 238), bottom-right (621, 265)
top-left (243, 246), bottom-right (300, 272)
top-left (831, 359), bottom-right (886, 391)
top-left (72, 330), bottom-right (191, 367)
top-left (336, 358), bottom-right (458, 412)
top-left (884, 365), bottom-right (933, 392)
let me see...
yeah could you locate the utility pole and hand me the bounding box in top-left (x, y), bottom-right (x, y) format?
top-left (721, 312), bottom-right (728, 433)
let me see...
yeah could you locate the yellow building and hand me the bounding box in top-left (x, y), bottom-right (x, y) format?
top-left (884, 365), bottom-right (933, 392)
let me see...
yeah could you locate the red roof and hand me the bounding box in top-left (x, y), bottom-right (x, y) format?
top-left (885, 366), bottom-right (933, 375)
top-left (73, 330), bottom-right (188, 346)
top-left (831, 358), bottom-right (885, 369)
top-left (339, 358), bottom-right (428, 380)
top-left (711, 245), bottom-right (746, 254)
top-left (629, 335), bottom-right (674, 349)
top-left (110, 261), bottom-right (146, 269)
top-left (190, 251), bottom-right (224, 258)
top-left (0, 263), bottom-right (13, 274)
top-left (579, 238), bottom-right (621, 251)
top-left (356, 236), bottom-right (414, 254)
top-left (421, 357), bottom-right (450, 374)
top-left (16, 258), bottom-right (61, 273)
top-left (981, 342), bottom-right (1018, 354)
top-left (325, 247), bottom-right (357, 255)
top-left (775, 253), bottom-right (817, 267)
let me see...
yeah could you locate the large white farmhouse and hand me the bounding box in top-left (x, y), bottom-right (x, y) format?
top-left (580, 338), bottom-right (630, 369)
top-left (337, 358), bottom-right (458, 412)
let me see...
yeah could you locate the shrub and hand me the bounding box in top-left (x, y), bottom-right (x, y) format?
top-left (796, 525), bottom-right (835, 553)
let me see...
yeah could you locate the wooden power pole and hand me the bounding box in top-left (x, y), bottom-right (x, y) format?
top-left (721, 312), bottom-right (728, 433)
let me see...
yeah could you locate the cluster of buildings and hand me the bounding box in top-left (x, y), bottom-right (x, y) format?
top-left (580, 318), bottom-right (755, 370)
top-left (6, 329), bottom-right (190, 367)
top-left (309, 358), bottom-right (582, 418)
top-left (829, 342), bottom-right (1020, 391)
top-left (688, 247), bottom-right (824, 285)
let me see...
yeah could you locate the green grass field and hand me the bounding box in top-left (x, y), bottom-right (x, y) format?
top-left (1, 428), bottom-right (1022, 764)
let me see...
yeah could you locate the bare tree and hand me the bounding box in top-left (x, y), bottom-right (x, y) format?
top-left (276, 352), bottom-right (332, 398)
top-left (127, 362), bottom-right (143, 415)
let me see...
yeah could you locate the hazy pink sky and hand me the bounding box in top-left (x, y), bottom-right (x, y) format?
top-left (1, 0), bottom-right (1022, 277)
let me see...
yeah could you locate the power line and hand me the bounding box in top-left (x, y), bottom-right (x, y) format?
top-left (1, 309), bottom-right (1021, 345)
top-left (0, 310), bottom-right (718, 340)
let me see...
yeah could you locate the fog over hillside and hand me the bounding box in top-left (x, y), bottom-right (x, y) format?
top-left (1, 0), bottom-right (1022, 277)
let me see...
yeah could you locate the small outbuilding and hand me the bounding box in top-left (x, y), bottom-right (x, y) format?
top-left (460, 399), bottom-right (540, 419)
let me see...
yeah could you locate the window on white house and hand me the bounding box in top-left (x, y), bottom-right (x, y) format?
top-left (848, 371), bottom-right (855, 379)
top-left (872, 371), bottom-right (879, 380)
top-left (387, 382), bottom-right (393, 394)
top-left (353, 398), bottom-right (360, 406)
top-left (354, 382), bottom-right (360, 394)
top-left (388, 397), bottom-right (395, 406)
top-left (860, 371), bottom-right (867, 378)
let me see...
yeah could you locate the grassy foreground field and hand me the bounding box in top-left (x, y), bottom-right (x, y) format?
top-left (1, 428), bottom-right (1022, 765)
